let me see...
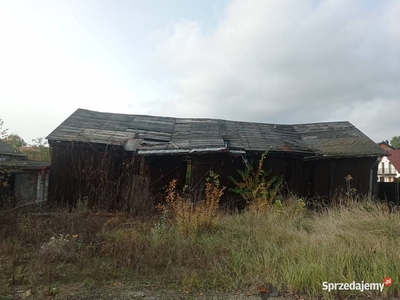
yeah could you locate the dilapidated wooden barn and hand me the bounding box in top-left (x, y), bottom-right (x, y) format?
top-left (46, 108), bottom-right (385, 212)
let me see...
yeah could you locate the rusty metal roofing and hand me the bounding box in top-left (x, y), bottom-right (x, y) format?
top-left (46, 108), bottom-right (385, 158)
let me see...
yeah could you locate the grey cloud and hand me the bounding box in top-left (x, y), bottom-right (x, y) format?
top-left (151, 0), bottom-right (400, 141)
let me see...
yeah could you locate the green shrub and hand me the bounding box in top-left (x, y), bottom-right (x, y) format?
top-left (229, 151), bottom-right (283, 211)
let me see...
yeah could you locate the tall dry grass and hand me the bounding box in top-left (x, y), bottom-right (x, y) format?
top-left (158, 171), bottom-right (224, 237)
top-left (0, 194), bottom-right (399, 299)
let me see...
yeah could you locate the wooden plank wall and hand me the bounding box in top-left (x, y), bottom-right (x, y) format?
top-left (49, 143), bottom-right (152, 212)
top-left (49, 143), bottom-right (379, 211)
top-left (49, 143), bottom-right (189, 212)
top-left (248, 153), bottom-right (376, 199)
top-left (312, 157), bottom-right (377, 198)
top-left (378, 182), bottom-right (400, 205)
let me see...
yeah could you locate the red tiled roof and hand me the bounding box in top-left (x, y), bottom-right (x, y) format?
top-left (387, 150), bottom-right (400, 172)
top-left (378, 142), bottom-right (394, 151)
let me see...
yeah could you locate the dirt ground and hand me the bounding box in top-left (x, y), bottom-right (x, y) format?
top-left (51, 286), bottom-right (398, 300)
top-left (7, 283), bottom-right (397, 300)
top-left (7, 284), bottom-right (305, 300)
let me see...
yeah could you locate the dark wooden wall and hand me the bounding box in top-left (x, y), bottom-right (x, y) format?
top-left (312, 157), bottom-right (377, 198)
top-left (49, 142), bottom-right (133, 210)
top-left (49, 142), bottom-right (189, 212)
top-left (248, 152), bottom-right (377, 199)
top-left (261, 155), bottom-right (310, 197)
top-left (49, 142), bottom-right (379, 211)
top-left (378, 182), bottom-right (400, 205)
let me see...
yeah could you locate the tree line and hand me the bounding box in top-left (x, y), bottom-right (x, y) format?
top-left (391, 136), bottom-right (400, 149)
top-left (0, 118), bottom-right (50, 162)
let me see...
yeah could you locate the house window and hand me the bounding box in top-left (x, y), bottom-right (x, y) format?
top-left (389, 162), bottom-right (392, 173)
top-left (379, 176), bottom-right (385, 182)
top-left (381, 162), bottom-right (385, 173)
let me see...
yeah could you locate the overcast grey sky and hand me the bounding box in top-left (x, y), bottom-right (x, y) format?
top-left (0, 0), bottom-right (399, 144)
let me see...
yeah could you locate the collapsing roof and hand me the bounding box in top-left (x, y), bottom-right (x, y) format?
top-left (47, 108), bottom-right (385, 158)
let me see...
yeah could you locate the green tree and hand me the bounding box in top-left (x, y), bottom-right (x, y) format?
top-left (228, 151), bottom-right (283, 211)
top-left (0, 120), bottom-right (11, 209)
top-left (391, 136), bottom-right (400, 149)
top-left (3, 134), bottom-right (26, 151)
top-left (20, 137), bottom-right (51, 162)
top-left (0, 118), bottom-right (8, 139)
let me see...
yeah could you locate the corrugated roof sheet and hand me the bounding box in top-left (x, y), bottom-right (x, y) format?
top-left (46, 108), bottom-right (385, 157)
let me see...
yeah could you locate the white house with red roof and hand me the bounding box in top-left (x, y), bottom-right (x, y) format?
top-left (377, 142), bottom-right (400, 182)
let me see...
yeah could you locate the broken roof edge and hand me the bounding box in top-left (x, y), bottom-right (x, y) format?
top-left (46, 113), bottom-right (352, 147)
top-left (137, 147), bottom-right (229, 156)
top-left (0, 152), bottom-right (27, 158)
top-left (0, 159), bottom-right (50, 170)
top-left (46, 108), bottom-right (385, 158)
top-left (0, 139), bottom-right (27, 158)
top-left (303, 154), bottom-right (384, 161)
top-left (136, 148), bottom-right (314, 156)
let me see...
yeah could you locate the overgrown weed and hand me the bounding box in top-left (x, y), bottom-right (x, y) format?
top-left (1, 189), bottom-right (399, 299)
top-left (158, 171), bottom-right (225, 237)
top-left (229, 152), bottom-right (283, 211)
